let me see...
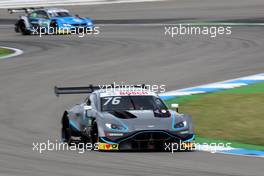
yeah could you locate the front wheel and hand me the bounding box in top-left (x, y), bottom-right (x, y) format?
top-left (61, 127), bottom-right (73, 144)
top-left (90, 122), bottom-right (99, 150)
top-left (49, 21), bottom-right (58, 34)
top-left (61, 115), bottom-right (73, 144)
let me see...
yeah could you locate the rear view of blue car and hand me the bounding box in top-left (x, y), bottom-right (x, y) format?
top-left (8, 7), bottom-right (95, 35)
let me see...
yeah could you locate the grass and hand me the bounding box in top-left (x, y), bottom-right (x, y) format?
top-left (0, 48), bottom-right (14, 58)
top-left (165, 82), bottom-right (264, 148)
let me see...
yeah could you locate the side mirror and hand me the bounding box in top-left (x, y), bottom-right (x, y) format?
top-left (75, 14), bottom-right (80, 18)
top-left (84, 105), bottom-right (92, 110)
top-left (84, 105), bottom-right (92, 118)
top-left (171, 104), bottom-right (179, 112)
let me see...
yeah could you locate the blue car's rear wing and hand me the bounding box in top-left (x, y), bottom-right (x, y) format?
top-left (8, 7), bottom-right (43, 14)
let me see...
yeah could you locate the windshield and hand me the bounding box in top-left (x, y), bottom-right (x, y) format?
top-left (101, 96), bottom-right (167, 111)
top-left (50, 11), bottom-right (71, 17)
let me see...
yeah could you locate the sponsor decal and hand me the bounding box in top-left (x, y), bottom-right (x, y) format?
top-left (119, 91), bottom-right (149, 95)
top-left (181, 142), bottom-right (195, 149)
top-left (107, 133), bottom-right (124, 137)
top-left (98, 143), bottom-right (119, 150)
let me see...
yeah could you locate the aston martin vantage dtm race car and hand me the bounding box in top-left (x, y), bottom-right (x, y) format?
top-left (55, 85), bottom-right (195, 151)
top-left (8, 7), bottom-right (94, 35)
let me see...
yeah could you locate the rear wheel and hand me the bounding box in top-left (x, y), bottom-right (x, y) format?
top-left (18, 21), bottom-right (30, 35)
top-left (61, 113), bottom-right (73, 144)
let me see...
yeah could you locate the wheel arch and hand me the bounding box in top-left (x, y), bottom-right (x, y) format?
top-left (20, 16), bottom-right (30, 28)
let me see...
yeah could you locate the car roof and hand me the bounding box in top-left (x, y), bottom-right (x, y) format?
top-left (42, 8), bottom-right (69, 13)
top-left (95, 88), bottom-right (158, 97)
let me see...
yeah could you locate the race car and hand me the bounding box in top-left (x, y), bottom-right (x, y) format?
top-left (55, 85), bottom-right (195, 151)
top-left (8, 7), bottom-right (94, 35)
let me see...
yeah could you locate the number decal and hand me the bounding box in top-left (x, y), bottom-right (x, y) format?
top-left (112, 97), bottom-right (121, 105)
top-left (103, 97), bottom-right (121, 105)
top-left (103, 97), bottom-right (112, 105)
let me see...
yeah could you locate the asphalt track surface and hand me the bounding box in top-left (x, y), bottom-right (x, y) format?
top-left (0, 0), bottom-right (264, 175)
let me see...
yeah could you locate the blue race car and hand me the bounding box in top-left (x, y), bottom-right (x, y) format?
top-left (8, 7), bottom-right (94, 35)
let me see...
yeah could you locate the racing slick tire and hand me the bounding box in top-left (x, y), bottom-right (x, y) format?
top-left (61, 113), bottom-right (74, 145)
top-left (90, 121), bottom-right (99, 150)
top-left (17, 20), bottom-right (30, 35)
top-left (50, 21), bottom-right (58, 34)
top-left (61, 127), bottom-right (74, 145)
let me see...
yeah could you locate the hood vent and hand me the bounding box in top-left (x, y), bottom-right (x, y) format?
top-left (109, 111), bottom-right (137, 119)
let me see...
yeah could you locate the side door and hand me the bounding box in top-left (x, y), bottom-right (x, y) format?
top-left (80, 93), bottom-right (98, 129)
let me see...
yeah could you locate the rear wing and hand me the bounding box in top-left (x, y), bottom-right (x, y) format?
top-left (8, 7), bottom-right (43, 14)
top-left (54, 84), bottom-right (147, 97)
top-left (54, 85), bottom-right (101, 97)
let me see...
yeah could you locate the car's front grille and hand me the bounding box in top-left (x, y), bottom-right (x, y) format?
top-left (133, 132), bottom-right (171, 142)
top-left (118, 131), bottom-right (180, 150)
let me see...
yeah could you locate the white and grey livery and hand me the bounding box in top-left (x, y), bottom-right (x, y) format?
top-left (55, 85), bottom-right (195, 151)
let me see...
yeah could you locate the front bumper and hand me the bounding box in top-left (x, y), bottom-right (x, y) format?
top-left (98, 130), bottom-right (195, 151)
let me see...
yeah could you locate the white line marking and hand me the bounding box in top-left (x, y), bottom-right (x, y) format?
top-left (0, 46), bottom-right (23, 59)
top-left (241, 75), bottom-right (264, 80)
top-left (160, 73), bottom-right (264, 97)
top-left (216, 151), bottom-right (264, 158)
top-left (161, 91), bottom-right (205, 96)
top-left (0, 0), bottom-right (164, 8)
top-left (198, 83), bottom-right (247, 89)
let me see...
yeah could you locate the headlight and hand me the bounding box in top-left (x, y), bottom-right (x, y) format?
top-left (87, 22), bottom-right (92, 26)
top-left (62, 23), bottom-right (71, 27)
top-left (174, 121), bottom-right (187, 129)
top-left (105, 123), bottom-right (126, 131)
